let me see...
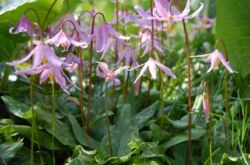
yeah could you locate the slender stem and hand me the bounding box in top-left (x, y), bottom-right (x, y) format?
top-left (183, 19), bottom-right (192, 165)
top-left (51, 80), bottom-right (56, 165)
top-left (105, 83), bottom-right (113, 156)
top-left (216, 39), bottom-right (229, 151)
top-left (24, 8), bottom-right (42, 28)
top-left (86, 12), bottom-right (106, 131)
top-left (42, 0), bottom-right (58, 29)
top-left (173, 0), bottom-right (192, 164)
top-left (30, 76), bottom-right (34, 165)
top-left (111, 0), bottom-right (120, 109)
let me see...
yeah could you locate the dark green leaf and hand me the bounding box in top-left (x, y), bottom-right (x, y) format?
top-left (0, 141), bottom-right (23, 160)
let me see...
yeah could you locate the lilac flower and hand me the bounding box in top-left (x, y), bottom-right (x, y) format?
top-left (64, 53), bottom-right (87, 73)
top-left (203, 92), bottom-right (210, 121)
top-left (192, 16), bottom-right (215, 29)
top-left (116, 47), bottom-right (139, 67)
top-left (94, 23), bottom-right (130, 53)
top-left (153, 0), bottom-right (204, 22)
top-left (195, 49), bottom-right (235, 73)
top-left (16, 63), bottom-right (71, 93)
top-left (134, 58), bottom-right (176, 83)
top-left (96, 62), bottom-right (129, 86)
top-left (45, 29), bottom-right (88, 51)
top-left (9, 15), bottom-right (32, 36)
top-left (7, 41), bottom-right (64, 68)
top-left (138, 29), bottom-right (163, 56)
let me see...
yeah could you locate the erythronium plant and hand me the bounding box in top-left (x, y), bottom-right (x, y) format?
top-left (9, 15), bottom-right (33, 36)
top-left (195, 49), bottom-right (235, 73)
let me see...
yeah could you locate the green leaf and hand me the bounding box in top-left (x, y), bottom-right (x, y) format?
top-left (216, 0), bottom-right (250, 77)
top-left (11, 125), bottom-right (65, 150)
top-left (0, 141), bottom-right (23, 160)
top-left (68, 115), bottom-right (99, 148)
top-left (133, 101), bottom-right (159, 129)
top-left (2, 96), bottom-right (29, 118)
top-left (161, 129), bottom-right (206, 149)
top-left (33, 106), bottom-right (77, 148)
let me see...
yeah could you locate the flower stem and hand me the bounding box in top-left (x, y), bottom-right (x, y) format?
top-left (51, 80), bottom-right (56, 165)
top-left (87, 12), bottom-right (106, 131)
top-left (105, 83), bottom-right (113, 156)
top-left (30, 76), bottom-right (34, 165)
top-left (216, 40), bottom-right (229, 151)
top-left (174, 0), bottom-right (193, 164)
top-left (42, 0), bottom-right (58, 29)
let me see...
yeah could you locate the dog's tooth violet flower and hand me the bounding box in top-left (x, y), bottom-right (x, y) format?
top-left (116, 47), bottom-right (139, 67)
top-left (96, 62), bottom-right (129, 86)
top-left (7, 41), bottom-right (64, 68)
top-left (45, 29), bottom-right (88, 51)
top-left (16, 63), bottom-right (71, 93)
top-left (9, 15), bottom-right (33, 36)
top-left (195, 49), bottom-right (235, 73)
top-left (134, 58), bottom-right (176, 83)
top-left (153, 0), bottom-right (204, 22)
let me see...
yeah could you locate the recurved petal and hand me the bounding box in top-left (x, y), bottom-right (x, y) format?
top-left (148, 59), bottom-right (157, 79)
top-left (217, 51), bottom-right (235, 73)
top-left (155, 60), bottom-right (176, 78)
top-left (113, 79), bottom-right (121, 86)
top-left (134, 62), bottom-right (148, 83)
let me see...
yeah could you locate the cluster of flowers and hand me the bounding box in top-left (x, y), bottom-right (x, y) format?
top-left (8, 0), bottom-right (234, 96)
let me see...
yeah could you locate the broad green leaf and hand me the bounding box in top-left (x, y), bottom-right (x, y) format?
top-left (161, 129), bottom-right (206, 149)
top-left (68, 115), bottom-right (99, 148)
top-left (133, 101), bottom-right (159, 129)
top-left (2, 96), bottom-right (29, 118)
top-left (33, 106), bottom-right (78, 148)
top-left (0, 141), bottom-right (23, 160)
top-left (216, 0), bottom-right (250, 77)
top-left (11, 125), bottom-right (65, 150)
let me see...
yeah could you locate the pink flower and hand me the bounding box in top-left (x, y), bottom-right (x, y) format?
top-left (96, 62), bottom-right (129, 86)
top-left (64, 53), bottom-right (87, 73)
top-left (7, 41), bottom-right (64, 68)
top-left (45, 29), bottom-right (88, 51)
top-left (139, 29), bottom-right (163, 56)
top-left (196, 49), bottom-right (235, 73)
top-left (134, 58), bottom-right (176, 83)
top-left (192, 16), bottom-right (215, 29)
top-left (16, 63), bottom-right (71, 94)
top-left (9, 15), bottom-right (32, 36)
top-left (116, 47), bottom-right (139, 67)
top-left (94, 23), bottom-right (130, 53)
top-left (153, 0), bottom-right (203, 22)
top-left (203, 92), bottom-right (210, 121)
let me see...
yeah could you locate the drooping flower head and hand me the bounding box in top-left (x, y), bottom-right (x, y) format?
top-left (9, 15), bottom-right (32, 36)
top-left (153, 0), bottom-right (204, 22)
top-left (116, 47), bottom-right (139, 67)
top-left (195, 49), bottom-right (235, 73)
top-left (16, 63), bottom-right (71, 94)
top-left (134, 58), bottom-right (176, 83)
top-left (94, 23), bottom-right (130, 53)
top-left (64, 53), bottom-right (87, 73)
top-left (45, 29), bottom-right (88, 51)
top-left (7, 40), bottom-right (64, 68)
top-left (96, 62), bottom-right (129, 86)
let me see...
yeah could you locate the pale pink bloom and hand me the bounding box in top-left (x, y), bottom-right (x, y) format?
top-left (203, 93), bottom-right (210, 121)
top-left (153, 0), bottom-right (203, 22)
top-left (139, 29), bottom-right (163, 56)
top-left (9, 15), bottom-right (32, 36)
top-left (7, 41), bottom-right (64, 68)
top-left (16, 63), bottom-right (71, 94)
top-left (196, 49), bottom-right (235, 73)
top-left (192, 16), bottom-right (215, 29)
top-left (96, 62), bottom-right (129, 86)
top-left (116, 47), bottom-right (139, 67)
top-left (45, 29), bottom-right (88, 51)
top-left (134, 58), bottom-right (176, 83)
top-left (64, 53), bottom-right (87, 73)
top-left (94, 23), bottom-right (130, 53)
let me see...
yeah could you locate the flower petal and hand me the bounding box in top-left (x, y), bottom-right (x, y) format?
top-left (155, 60), bottom-right (176, 78)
